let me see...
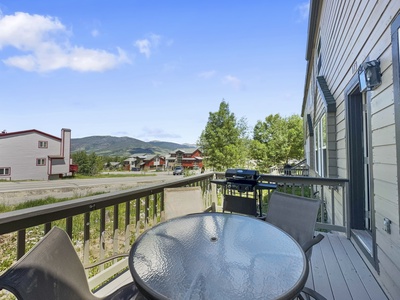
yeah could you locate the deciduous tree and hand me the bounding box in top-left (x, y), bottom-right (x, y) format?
top-left (251, 114), bottom-right (303, 171)
top-left (198, 101), bottom-right (249, 171)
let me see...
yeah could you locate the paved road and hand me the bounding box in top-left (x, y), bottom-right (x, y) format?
top-left (0, 172), bottom-right (182, 193)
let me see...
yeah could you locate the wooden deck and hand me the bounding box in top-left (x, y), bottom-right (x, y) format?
top-left (306, 232), bottom-right (387, 300)
top-left (95, 232), bottom-right (388, 299)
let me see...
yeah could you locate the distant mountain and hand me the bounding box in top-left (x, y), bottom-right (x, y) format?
top-left (71, 136), bottom-right (195, 157)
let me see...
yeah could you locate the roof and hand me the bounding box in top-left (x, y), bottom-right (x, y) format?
top-left (171, 148), bottom-right (200, 154)
top-left (0, 129), bottom-right (61, 141)
top-left (302, 0), bottom-right (323, 116)
top-left (48, 155), bottom-right (64, 159)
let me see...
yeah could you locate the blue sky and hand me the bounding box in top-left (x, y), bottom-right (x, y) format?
top-left (0, 0), bottom-right (309, 145)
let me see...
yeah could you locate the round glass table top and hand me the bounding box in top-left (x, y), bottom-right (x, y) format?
top-left (129, 213), bottom-right (308, 300)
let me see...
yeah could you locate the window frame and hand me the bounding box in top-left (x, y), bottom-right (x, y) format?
top-left (36, 158), bottom-right (46, 166)
top-left (314, 114), bottom-right (327, 177)
top-left (38, 141), bottom-right (48, 148)
top-left (0, 167), bottom-right (11, 176)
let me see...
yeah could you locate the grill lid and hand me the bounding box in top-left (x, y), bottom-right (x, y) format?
top-left (225, 169), bottom-right (259, 181)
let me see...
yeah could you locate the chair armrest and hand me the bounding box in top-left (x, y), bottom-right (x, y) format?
top-left (302, 233), bottom-right (324, 254)
top-left (84, 253), bottom-right (129, 269)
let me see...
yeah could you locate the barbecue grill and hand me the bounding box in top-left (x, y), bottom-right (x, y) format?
top-left (211, 168), bottom-right (277, 218)
top-left (225, 168), bottom-right (259, 192)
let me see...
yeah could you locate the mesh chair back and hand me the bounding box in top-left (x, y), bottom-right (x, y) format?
top-left (0, 227), bottom-right (99, 300)
top-left (223, 194), bottom-right (257, 216)
top-left (265, 192), bottom-right (321, 258)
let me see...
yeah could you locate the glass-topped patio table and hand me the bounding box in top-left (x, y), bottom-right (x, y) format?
top-left (129, 212), bottom-right (308, 300)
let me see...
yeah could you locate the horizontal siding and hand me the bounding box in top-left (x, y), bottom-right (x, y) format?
top-left (0, 132), bottom-right (65, 180)
top-left (374, 179), bottom-right (398, 205)
top-left (373, 163), bottom-right (398, 185)
top-left (306, 0), bottom-right (400, 297)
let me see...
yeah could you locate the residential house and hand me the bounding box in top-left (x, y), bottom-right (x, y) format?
top-left (166, 148), bottom-right (203, 169)
top-left (143, 154), bottom-right (166, 170)
top-left (0, 128), bottom-right (73, 181)
top-left (123, 153), bottom-right (166, 171)
top-left (303, 1), bottom-right (400, 298)
top-left (123, 154), bottom-right (147, 171)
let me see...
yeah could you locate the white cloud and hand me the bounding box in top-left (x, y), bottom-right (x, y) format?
top-left (135, 39), bottom-right (151, 58)
top-left (0, 12), bottom-right (130, 72)
top-left (296, 2), bottom-right (310, 20)
top-left (222, 75), bottom-right (243, 90)
top-left (198, 70), bottom-right (216, 79)
top-left (134, 33), bottom-right (165, 58)
top-left (139, 127), bottom-right (181, 140)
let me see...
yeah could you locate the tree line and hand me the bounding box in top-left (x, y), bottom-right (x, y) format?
top-left (198, 100), bottom-right (304, 173)
top-left (71, 151), bottom-right (127, 176)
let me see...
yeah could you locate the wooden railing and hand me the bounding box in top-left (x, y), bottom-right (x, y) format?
top-left (0, 171), bottom-right (349, 291)
top-left (0, 173), bottom-right (216, 290)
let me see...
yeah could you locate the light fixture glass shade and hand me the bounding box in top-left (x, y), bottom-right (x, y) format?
top-left (358, 60), bottom-right (382, 92)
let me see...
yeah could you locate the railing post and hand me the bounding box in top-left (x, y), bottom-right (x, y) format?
top-left (345, 181), bottom-right (351, 239)
top-left (125, 201), bottom-right (131, 252)
top-left (66, 216), bottom-right (73, 238)
top-left (100, 208), bottom-right (106, 270)
top-left (84, 212), bottom-right (90, 266)
top-left (145, 196), bottom-right (150, 230)
top-left (17, 229), bottom-right (26, 259)
top-left (135, 198), bottom-right (141, 239)
top-left (152, 194), bottom-right (157, 226)
top-left (113, 204), bottom-right (119, 257)
top-left (44, 222), bottom-right (51, 234)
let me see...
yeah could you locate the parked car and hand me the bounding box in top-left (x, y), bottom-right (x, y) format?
top-left (173, 166), bottom-right (184, 175)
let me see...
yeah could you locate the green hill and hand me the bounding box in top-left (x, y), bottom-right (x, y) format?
top-left (71, 136), bottom-right (195, 156)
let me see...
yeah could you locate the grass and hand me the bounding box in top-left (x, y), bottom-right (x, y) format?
top-left (0, 192), bottom-right (108, 213)
top-left (67, 172), bottom-right (156, 179)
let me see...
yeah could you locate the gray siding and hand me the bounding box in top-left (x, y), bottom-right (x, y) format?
top-left (0, 129), bottom-right (71, 181)
top-left (303, 0), bottom-right (400, 298)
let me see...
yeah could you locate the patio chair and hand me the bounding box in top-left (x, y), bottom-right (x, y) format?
top-left (265, 192), bottom-right (327, 300)
top-left (163, 186), bottom-right (215, 220)
top-left (222, 194), bottom-right (258, 217)
top-left (0, 226), bottom-right (141, 300)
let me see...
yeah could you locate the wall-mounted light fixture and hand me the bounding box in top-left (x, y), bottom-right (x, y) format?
top-left (358, 60), bottom-right (382, 92)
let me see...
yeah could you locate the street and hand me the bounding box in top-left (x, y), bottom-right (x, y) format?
top-left (0, 171), bottom-right (182, 205)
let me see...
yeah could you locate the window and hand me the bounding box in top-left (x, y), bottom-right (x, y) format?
top-left (0, 167), bottom-right (11, 176)
top-left (38, 141), bottom-right (48, 148)
top-left (37, 158), bottom-right (46, 166)
top-left (314, 114), bottom-right (327, 177)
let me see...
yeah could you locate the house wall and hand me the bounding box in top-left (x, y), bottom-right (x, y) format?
top-left (0, 129), bottom-right (71, 181)
top-left (303, 1), bottom-right (400, 298)
top-left (50, 129), bottom-right (72, 176)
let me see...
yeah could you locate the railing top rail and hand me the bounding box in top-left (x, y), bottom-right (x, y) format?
top-left (0, 173), bottom-right (215, 235)
top-left (258, 174), bottom-right (349, 186)
top-left (214, 171), bottom-right (348, 186)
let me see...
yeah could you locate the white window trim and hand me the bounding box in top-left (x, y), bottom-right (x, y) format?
top-left (0, 167), bottom-right (11, 176)
top-left (314, 114), bottom-right (327, 177)
top-left (38, 141), bottom-right (48, 148)
top-left (37, 158), bottom-right (46, 166)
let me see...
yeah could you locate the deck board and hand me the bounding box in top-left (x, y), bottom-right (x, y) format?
top-left (97, 232), bottom-right (388, 299)
top-left (305, 232), bottom-right (388, 300)
top-left (327, 233), bottom-right (371, 299)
